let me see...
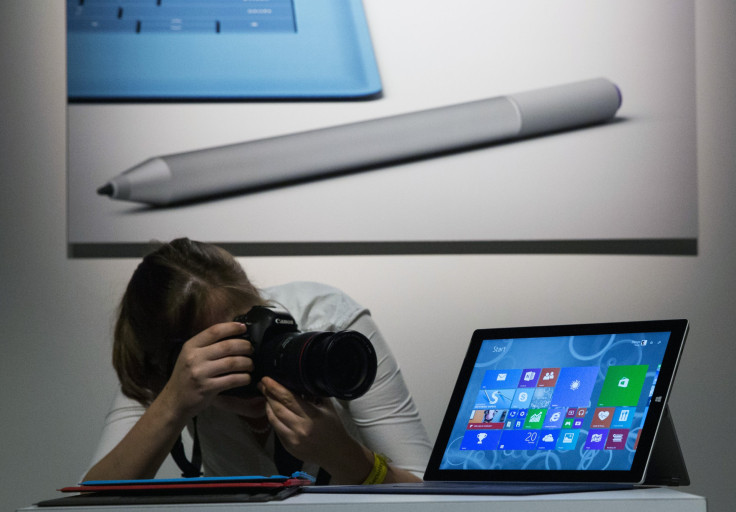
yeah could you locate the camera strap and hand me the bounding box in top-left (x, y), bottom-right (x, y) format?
top-left (170, 417), bottom-right (203, 478)
top-left (274, 436), bottom-right (331, 484)
top-left (170, 416), bottom-right (331, 483)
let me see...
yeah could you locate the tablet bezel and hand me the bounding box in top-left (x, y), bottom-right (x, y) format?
top-left (424, 319), bottom-right (689, 484)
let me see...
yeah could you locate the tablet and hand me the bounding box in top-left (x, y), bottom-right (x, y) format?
top-left (424, 319), bottom-right (688, 484)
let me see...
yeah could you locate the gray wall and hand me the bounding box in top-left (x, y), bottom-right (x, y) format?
top-left (1, 1), bottom-right (734, 511)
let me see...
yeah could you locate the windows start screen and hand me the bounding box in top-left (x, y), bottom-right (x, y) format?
top-left (459, 364), bottom-right (658, 452)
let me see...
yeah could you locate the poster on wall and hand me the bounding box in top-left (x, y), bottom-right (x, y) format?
top-left (67, 0), bottom-right (697, 257)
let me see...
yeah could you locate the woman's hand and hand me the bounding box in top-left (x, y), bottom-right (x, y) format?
top-left (160, 321), bottom-right (254, 421)
top-left (258, 377), bottom-right (374, 483)
top-left (258, 377), bottom-right (423, 485)
top-left (83, 322), bottom-right (256, 482)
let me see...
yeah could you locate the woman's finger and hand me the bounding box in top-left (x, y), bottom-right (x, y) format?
top-left (187, 322), bottom-right (247, 348)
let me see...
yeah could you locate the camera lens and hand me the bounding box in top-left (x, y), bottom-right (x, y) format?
top-left (271, 330), bottom-right (377, 400)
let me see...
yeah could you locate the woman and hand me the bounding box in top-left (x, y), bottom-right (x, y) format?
top-left (83, 238), bottom-right (431, 485)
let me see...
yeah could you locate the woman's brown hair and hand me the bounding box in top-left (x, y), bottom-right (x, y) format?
top-left (112, 238), bottom-right (265, 405)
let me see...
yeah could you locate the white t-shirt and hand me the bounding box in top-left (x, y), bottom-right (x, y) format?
top-left (87, 282), bottom-right (432, 480)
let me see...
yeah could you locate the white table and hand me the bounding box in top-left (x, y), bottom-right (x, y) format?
top-left (19, 487), bottom-right (706, 512)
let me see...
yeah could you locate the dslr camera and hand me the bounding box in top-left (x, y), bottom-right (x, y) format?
top-left (228, 306), bottom-right (377, 400)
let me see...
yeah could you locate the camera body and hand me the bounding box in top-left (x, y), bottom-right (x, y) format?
top-left (229, 305), bottom-right (377, 400)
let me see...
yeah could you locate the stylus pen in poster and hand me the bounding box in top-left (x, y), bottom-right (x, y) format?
top-left (97, 78), bottom-right (622, 206)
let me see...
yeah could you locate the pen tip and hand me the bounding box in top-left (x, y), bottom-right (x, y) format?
top-left (97, 183), bottom-right (114, 197)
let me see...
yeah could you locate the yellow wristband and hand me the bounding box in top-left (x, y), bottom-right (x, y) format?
top-left (362, 452), bottom-right (389, 485)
